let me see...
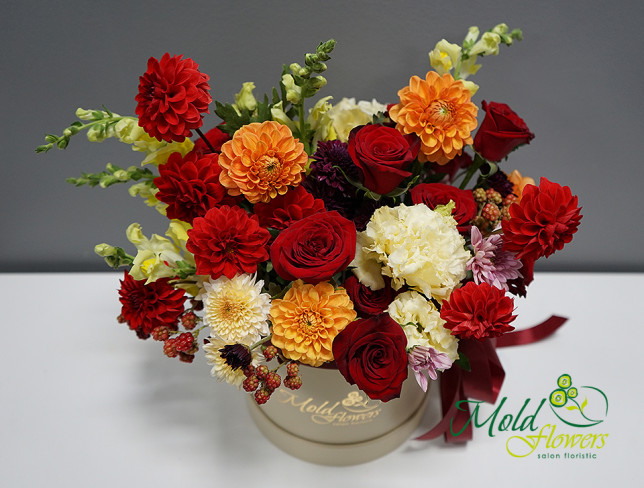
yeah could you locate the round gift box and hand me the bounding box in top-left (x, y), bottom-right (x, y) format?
top-left (246, 364), bottom-right (429, 465)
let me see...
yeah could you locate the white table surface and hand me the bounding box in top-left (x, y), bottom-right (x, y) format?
top-left (1, 272), bottom-right (641, 487)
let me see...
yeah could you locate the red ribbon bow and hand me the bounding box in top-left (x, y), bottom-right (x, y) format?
top-left (416, 315), bottom-right (568, 443)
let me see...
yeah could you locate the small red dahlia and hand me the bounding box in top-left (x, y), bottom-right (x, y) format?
top-left (186, 205), bottom-right (271, 279)
top-left (154, 151), bottom-right (236, 223)
top-left (118, 271), bottom-right (186, 339)
top-left (135, 53), bottom-right (211, 142)
top-left (501, 178), bottom-right (582, 262)
top-left (253, 186), bottom-right (325, 230)
top-left (440, 282), bottom-right (516, 340)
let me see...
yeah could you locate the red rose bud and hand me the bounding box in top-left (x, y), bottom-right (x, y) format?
top-left (473, 101), bottom-right (535, 162)
top-left (348, 124), bottom-right (420, 194)
top-left (410, 183), bottom-right (478, 233)
top-left (332, 314), bottom-right (408, 402)
top-left (270, 210), bottom-right (356, 284)
top-left (342, 275), bottom-right (398, 317)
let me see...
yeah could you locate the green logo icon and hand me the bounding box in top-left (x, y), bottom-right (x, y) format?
top-left (548, 374), bottom-right (608, 428)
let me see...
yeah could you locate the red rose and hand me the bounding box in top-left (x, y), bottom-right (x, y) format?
top-left (348, 124), bottom-right (420, 194)
top-left (332, 314), bottom-right (408, 402)
top-left (473, 101), bottom-right (535, 162)
top-left (253, 186), bottom-right (326, 230)
top-left (502, 178), bottom-right (582, 262)
top-left (270, 211), bottom-right (356, 284)
top-left (187, 205), bottom-right (271, 279)
top-left (410, 183), bottom-right (478, 232)
top-left (154, 151), bottom-right (236, 223)
top-left (440, 282), bottom-right (516, 340)
top-left (342, 275), bottom-right (398, 317)
top-left (135, 53), bottom-right (211, 142)
top-left (118, 271), bottom-right (186, 339)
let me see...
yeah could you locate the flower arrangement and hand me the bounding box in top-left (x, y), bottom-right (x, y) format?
top-left (38, 24), bottom-right (582, 408)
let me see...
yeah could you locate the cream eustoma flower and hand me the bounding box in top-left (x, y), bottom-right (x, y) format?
top-left (126, 221), bottom-right (193, 283)
top-left (351, 203), bottom-right (470, 301)
top-left (388, 291), bottom-right (459, 362)
top-left (327, 97), bottom-right (387, 142)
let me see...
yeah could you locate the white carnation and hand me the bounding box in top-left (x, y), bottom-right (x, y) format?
top-left (351, 203), bottom-right (470, 300)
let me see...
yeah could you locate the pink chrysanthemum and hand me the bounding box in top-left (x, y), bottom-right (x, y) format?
top-left (467, 226), bottom-right (522, 291)
top-left (408, 346), bottom-right (453, 392)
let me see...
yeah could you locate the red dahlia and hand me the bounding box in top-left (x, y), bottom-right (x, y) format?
top-left (440, 282), bottom-right (516, 340)
top-left (186, 205), bottom-right (271, 279)
top-left (154, 151), bottom-right (236, 223)
top-left (135, 53), bottom-right (211, 142)
top-left (118, 271), bottom-right (186, 339)
top-left (253, 186), bottom-right (325, 230)
top-left (501, 178), bottom-right (582, 262)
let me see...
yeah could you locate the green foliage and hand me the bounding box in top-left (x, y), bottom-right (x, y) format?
top-left (36, 106), bottom-right (123, 153)
top-left (174, 261), bottom-right (197, 280)
top-left (66, 163), bottom-right (154, 188)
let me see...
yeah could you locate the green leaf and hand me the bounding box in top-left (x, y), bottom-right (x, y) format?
top-left (566, 405), bottom-right (579, 411)
top-left (580, 397), bottom-right (588, 413)
top-left (454, 353), bottom-right (471, 372)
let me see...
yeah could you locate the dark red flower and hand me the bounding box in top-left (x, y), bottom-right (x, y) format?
top-left (473, 101), bottom-right (535, 162)
top-left (186, 205), bottom-right (271, 279)
top-left (440, 282), bottom-right (516, 340)
top-left (190, 126), bottom-right (230, 156)
top-left (118, 271), bottom-right (186, 339)
top-left (342, 275), bottom-right (398, 317)
top-left (270, 211), bottom-right (356, 284)
top-left (348, 124), bottom-right (420, 194)
top-left (502, 178), bottom-right (582, 262)
top-left (135, 53), bottom-right (211, 142)
top-left (410, 183), bottom-right (478, 232)
top-left (154, 152), bottom-right (236, 223)
top-left (253, 186), bottom-right (326, 230)
top-left (507, 258), bottom-right (534, 298)
top-left (332, 313), bottom-right (408, 402)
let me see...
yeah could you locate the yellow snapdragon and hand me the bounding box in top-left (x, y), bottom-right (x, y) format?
top-left (126, 221), bottom-right (193, 283)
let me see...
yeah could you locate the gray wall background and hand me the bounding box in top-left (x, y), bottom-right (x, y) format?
top-left (3, 0), bottom-right (643, 272)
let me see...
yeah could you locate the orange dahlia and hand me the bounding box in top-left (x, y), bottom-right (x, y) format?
top-left (389, 71), bottom-right (478, 165)
top-left (218, 121), bottom-right (308, 203)
top-left (270, 280), bottom-right (356, 367)
top-left (507, 169), bottom-right (535, 203)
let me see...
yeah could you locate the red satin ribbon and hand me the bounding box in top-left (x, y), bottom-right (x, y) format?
top-left (415, 315), bottom-right (568, 442)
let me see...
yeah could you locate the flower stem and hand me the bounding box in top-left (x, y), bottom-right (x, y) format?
top-left (250, 335), bottom-right (272, 351)
top-left (196, 127), bottom-right (216, 153)
top-left (459, 153), bottom-right (485, 189)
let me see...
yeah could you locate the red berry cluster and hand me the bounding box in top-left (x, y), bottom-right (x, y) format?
top-left (242, 359), bottom-right (303, 405)
top-left (471, 188), bottom-right (517, 233)
top-left (162, 332), bottom-right (198, 363)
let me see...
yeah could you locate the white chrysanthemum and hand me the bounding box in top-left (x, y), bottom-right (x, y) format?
top-left (388, 291), bottom-right (459, 361)
top-left (198, 273), bottom-right (271, 344)
top-left (203, 337), bottom-right (261, 388)
top-left (351, 203), bottom-right (470, 300)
